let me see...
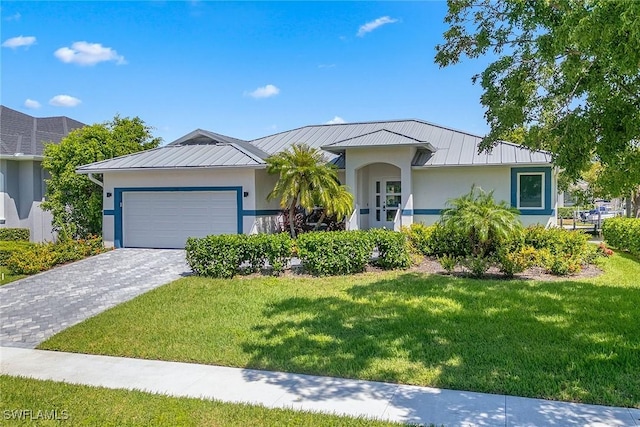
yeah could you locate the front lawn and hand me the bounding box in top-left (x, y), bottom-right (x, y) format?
top-left (0, 375), bottom-right (400, 426)
top-left (0, 266), bottom-right (26, 286)
top-left (40, 254), bottom-right (640, 408)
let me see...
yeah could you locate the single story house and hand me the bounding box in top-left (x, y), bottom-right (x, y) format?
top-left (77, 119), bottom-right (557, 249)
top-left (0, 105), bottom-right (85, 241)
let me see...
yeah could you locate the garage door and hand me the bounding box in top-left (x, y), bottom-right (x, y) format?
top-left (122, 191), bottom-right (237, 248)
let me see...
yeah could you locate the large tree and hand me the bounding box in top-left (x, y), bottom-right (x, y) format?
top-left (266, 143), bottom-right (354, 237)
top-left (42, 116), bottom-right (161, 239)
top-left (435, 0), bottom-right (640, 214)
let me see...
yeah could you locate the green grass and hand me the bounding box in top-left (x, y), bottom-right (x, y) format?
top-left (0, 375), bottom-right (401, 426)
top-left (0, 265), bottom-right (26, 286)
top-left (40, 254), bottom-right (640, 408)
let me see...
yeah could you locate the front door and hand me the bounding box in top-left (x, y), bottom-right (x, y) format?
top-left (372, 178), bottom-right (401, 229)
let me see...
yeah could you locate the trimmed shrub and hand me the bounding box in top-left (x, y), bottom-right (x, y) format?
top-left (497, 245), bottom-right (538, 277)
top-left (262, 232), bottom-right (293, 275)
top-left (297, 231), bottom-right (373, 276)
top-left (52, 235), bottom-right (106, 264)
top-left (6, 244), bottom-right (58, 275)
top-left (0, 228), bottom-right (30, 241)
top-left (602, 217), bottom-right (640, 256)
top-left (186, 234), bottom-right (244, 278)
top-left (369, 229), bottom-right (413, 270)
top-left (402, 223), bottom-right (436, 256)
top-left (0, 241), bottom-right (35, 266)
top-left (461, 254), bottom-right (493, 278)
top-left (429, 223), bottom-right (469, 258)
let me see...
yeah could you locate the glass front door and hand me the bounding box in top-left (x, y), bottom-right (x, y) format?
top-left (373, 179), bottom-right (401, 229)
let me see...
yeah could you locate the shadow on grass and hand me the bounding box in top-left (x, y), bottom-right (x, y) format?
top-left (241, 273), bottom-right (640, 410)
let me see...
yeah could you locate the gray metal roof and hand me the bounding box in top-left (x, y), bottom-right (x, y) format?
top-left (251, 119), bottom-right (551, 166)
top-left (77, 118), bottom-right (552, 172)
top-left (0, 105), bottom-right (85, 157)
top-left (322, 129), bottom-right (437, 152)
top-left (76, 143), bottom-right (264, 172)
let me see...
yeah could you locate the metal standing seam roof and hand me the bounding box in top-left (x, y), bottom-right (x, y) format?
top-left (76, 118), bottom-right (552, 172)
top-left (76, 143), bottom-right (265, 172)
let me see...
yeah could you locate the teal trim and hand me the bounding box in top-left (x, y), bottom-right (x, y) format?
top-left (511, 167), bottom-right (554, 215)
top-left (113, 186), bottom-right (243, 248)
top-left (401, 209), bottom-right (413, 215)
top-left (103, 209), bottom-right (115, 215)
top-left (413, 209), bottom-right (442, 215)
top-left (243, 209), bottom-right (281, 216)
top-left (360, 208), bottom-right (370, 214)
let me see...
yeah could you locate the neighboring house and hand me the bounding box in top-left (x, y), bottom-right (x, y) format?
top-left (0, 106), bottom-right (85, 241)
top-left (77, 119), bottom-right (558, 249)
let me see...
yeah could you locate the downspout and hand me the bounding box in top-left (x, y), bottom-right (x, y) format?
top-left (86, 173), bottom-right (103, 188)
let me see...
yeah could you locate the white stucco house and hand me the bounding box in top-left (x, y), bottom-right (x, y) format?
top-left (0, 106), bottom-right (85, 241)
top-left (77, 119), bottom-right (558, 249)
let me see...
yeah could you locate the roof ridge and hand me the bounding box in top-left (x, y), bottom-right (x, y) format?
top-left (326, 128), bottom-right (427, 146)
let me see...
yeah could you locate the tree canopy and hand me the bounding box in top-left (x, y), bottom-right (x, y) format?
top-left (42, 116), bottom-right (161, 239)
top-left (435, 0), bottom-right (640, 201)
top-left (266, 143), bottom-right (354, 237)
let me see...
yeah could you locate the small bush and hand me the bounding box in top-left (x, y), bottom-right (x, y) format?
top-left (0, 228), bottom-right (30, 241)
top-left (461, 255), bottom-right (493, 278)
top-left (52, 235), bottom-right (106, 264)
top-left (6, 244), bottom-right (58, 275)
top-left (402, 223), bottom-right (436, 256)
top-left (438, 254), bottom-right (458, 273)
top-left (262, 232), bottom-right (293, 275)
top-left (0, 241), bottom-right (35, 265)
top-left (497, 245), bottom-right (538, 277)
top-left (369, 229), bottom-right (413, 270)
top-left (185, 235), bottom-right (244, 278)
top-left (524, 225), bottom-right (591, 267)
top-left (297, 231), bottom-right (373, 276)
top-left (429, 223), bottom-right (469, 258)
top-left (602, 217), bottom-right (640, 256)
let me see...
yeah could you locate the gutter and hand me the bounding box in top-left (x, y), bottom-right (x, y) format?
top-left (86, 173), bottom-right (103, 188)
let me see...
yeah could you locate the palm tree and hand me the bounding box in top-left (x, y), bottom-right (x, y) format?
top-left (313, 184), bottom-right (354, 231)
top-left (266, 143), bottom-right (353, 237)
top-left (440, 185), bottom-right (522, 257)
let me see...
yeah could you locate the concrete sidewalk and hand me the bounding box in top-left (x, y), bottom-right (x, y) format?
top-left (1, 347), bottom-right (638, 426)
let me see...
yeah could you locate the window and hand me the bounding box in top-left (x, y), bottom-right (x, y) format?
top-left (518, 173), bottom-right (544, 209)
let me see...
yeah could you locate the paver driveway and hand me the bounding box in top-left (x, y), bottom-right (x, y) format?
top-left (0, 249), bottom-right (189, 349)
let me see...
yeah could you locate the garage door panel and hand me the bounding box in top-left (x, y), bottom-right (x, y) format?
top-left (122, 191), bottom-right (237, 248)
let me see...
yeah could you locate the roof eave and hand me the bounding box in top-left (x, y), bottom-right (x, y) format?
top-left (76, 164), bottom-right (267, 174)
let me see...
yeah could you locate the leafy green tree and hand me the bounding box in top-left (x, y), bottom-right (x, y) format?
top-left (266, 143), bottom-right (353, 237)
top-left (313, 184), bottom-right (354, 231)
top-left (441, 185), bottom-right (522, 258)
top-left (42, 116), bottom-right (161, 239)
top-left (435, 0), bottom-right (640, 210)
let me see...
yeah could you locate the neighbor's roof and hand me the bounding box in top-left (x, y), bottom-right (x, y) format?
top-left (76, 132), bottom-right (265, 173)
top-left (0, 105), bottom-right (85, 157)
top-left (77, 118), bottom-right (552, 172)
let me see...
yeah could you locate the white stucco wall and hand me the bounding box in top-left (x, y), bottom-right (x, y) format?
top-left (412, 165), bottom-right (556, 227)
top-left (101, 168), bottom-right (257, 246)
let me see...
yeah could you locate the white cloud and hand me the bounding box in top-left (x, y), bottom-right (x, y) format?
top-left (54, 41), bottom-right (126, 66)
top-left (5, 12), bottom-right (22, 21)
top-left (2, 35), bottom-right (36, 49)
top-left (325, 116), bottom-right (346, 125)
top-left (24, 99), bottom-right (41, 109)
top-left (357, 16), bottom-right (398, 37)
top-left (49, 95), bottom-right (82, 107)
top-left (246, 84), bottom-right (280, 99)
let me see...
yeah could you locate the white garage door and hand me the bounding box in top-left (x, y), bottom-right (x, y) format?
top-left (123, 191), bottom-right (237, 249)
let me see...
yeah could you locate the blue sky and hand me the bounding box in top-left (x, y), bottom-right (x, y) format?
top-left (1, 1), bottom-right (492, 144)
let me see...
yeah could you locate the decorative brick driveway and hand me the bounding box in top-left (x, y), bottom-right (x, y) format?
top-left (0, 249), bottom-right (189, 348)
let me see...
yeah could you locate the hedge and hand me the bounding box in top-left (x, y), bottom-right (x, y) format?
top-left (0, 228), bottom-right (30, 241)
top-left (297, 231), bottom-right (373, 276)
top-left (602, 217), bottom-right (640, 256)
top-left (185, 233), bottom-right (293, 278)
top-left (369, 228), bottom-right (413, 270)
top-left (0, 241), bottom-right (35, 266)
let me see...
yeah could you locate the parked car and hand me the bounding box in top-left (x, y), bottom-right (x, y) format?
top-left (581, 207), bottom-right (620, 223)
